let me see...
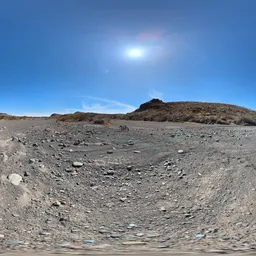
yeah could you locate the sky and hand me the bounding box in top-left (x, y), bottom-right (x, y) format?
top-left (0, 0), bottom-right (256, 116)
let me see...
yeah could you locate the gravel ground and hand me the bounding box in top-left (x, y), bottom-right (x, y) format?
top-left (1, 120), bottom-right (256, 255)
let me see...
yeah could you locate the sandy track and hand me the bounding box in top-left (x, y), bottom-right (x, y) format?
top-left (0, 120), bottom-right (256, 254)
top-left (2, 251), bottom-right (256, 256)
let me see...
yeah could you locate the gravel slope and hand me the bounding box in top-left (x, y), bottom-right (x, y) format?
top-left (0, 120), bottom-right (256, 253)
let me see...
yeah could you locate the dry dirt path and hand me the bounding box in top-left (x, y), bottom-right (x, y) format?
top-left (0, 120), bottom-right (256, 254)
top-left (2, 250), bottom-right (256, 256)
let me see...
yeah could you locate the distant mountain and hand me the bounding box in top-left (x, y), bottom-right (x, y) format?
top-left (0, 113), bottom-right (21, 120)
top-left (0, 113), bottom-right (48, 120)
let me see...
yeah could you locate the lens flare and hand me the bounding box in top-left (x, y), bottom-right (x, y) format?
top-left (126, 48), bottom-right (144, 58)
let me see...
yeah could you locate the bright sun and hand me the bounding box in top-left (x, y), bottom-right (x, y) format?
top-left (126, 48), bottom-right (144, 58)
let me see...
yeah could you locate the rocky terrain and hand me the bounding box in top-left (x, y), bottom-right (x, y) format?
top-left (55, 99), bottom-right (256, 126)
top-left (1, 119), bottom-right (256, 255)
top-left (125, 99), bottom-right (256, 125)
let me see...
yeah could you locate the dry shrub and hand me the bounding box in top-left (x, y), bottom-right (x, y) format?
top-left (216, 119), bottom-right (229, 125)
top-left (93, 119), bottom-right (105, 125)
top-left (235, 117), bottom-right (256, 126)
top-left (182, 115), bottom-right (194, 122)
top-left (104, 122), bottom-right (112, 127)
top-left (205, 116), bottom-right (218, 124)
top-left (153, 115), bottom-right (168, 122)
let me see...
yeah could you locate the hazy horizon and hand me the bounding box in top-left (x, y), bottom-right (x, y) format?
top-left (1, 0), bottom-right (256, 116)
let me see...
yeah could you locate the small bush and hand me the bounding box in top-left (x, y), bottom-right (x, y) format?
top-left (216, 119), bottom-right (229, 125)
top-left (235, 117), bottom-right (256, 126)
top-left (183, 115), bottom-right (194, 122)
top-left (154, 115), bottom-right (168, 122)
top-left (93, 119), bottom-right (105, 125)
top-left (187, 117), bottom-right (201, 123)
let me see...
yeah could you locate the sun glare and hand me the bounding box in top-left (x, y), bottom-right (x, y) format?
top-left (126, 48), bottom-right (144, 58)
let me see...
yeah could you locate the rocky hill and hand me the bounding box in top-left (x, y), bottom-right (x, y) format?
top-left (125, 99), bottom-right (256, 125)
top-left (55, 99), bottom-right (256, 126)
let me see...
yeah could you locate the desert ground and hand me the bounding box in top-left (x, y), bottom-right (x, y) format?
top-left (1, 119), bottom-right (256, 255)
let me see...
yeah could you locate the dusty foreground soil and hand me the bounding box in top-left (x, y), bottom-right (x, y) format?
top-left (1, 120), bottom-right (256, 255)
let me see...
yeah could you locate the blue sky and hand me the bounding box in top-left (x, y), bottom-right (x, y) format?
top-left (0, 0), bottom-right (256, 116)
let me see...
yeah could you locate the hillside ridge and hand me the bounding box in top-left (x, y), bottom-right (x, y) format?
top-left (55, 99), bottom-right (256, 125)
top-left (1, 100), bottom-right (256, 125)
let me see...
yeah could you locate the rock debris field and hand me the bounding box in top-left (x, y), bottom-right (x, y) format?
top-left (1, 119), bottom-right (256, 254)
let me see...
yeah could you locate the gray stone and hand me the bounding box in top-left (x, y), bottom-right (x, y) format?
top-left (99, 229), bottom-right (109, 234)
top-left (72, 161), bottom-right (83, 167)
top-left (107, 169), bottom-right (115, 175)
top-left (147, 232), bottom-right (160, 238)
top-left (52, 200), bottom-right (61, 207)
top-left (110, 234), bottom-right (122, 238)
top-left (8, 174), bottom-right (23, 186)
top-left (24, 171), bottom-right (30, 177)
top-left (39, 231), bottom-right (51, 236)
top-left (128, 223), bottom-right (136, 229)
top-left (196, 234), bottom-right (206, 239)
top-left (84, 239), bottom-right (95, 243)
top-left (160, 206), bottom-right (166, 212)
top-left (208, 228), bottom-right (218, 233)
top-left (6, 240), bottom-right (24, 245)
top-left (58, 242), bottom-right (71, 247)
top-left (222, 237), bottom-right (231, 241)
top-left (29, 158), bottom-right (36, 164)
top-left (127, 166), bottom-right (132, 171)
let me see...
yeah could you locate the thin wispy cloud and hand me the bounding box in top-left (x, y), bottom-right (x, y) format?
top-left (82, 97), bottom-right (136, 114)
top-left (149, 89), bottom-right (163, 100)
top-left (9, 98), bottom-right (136, 116)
